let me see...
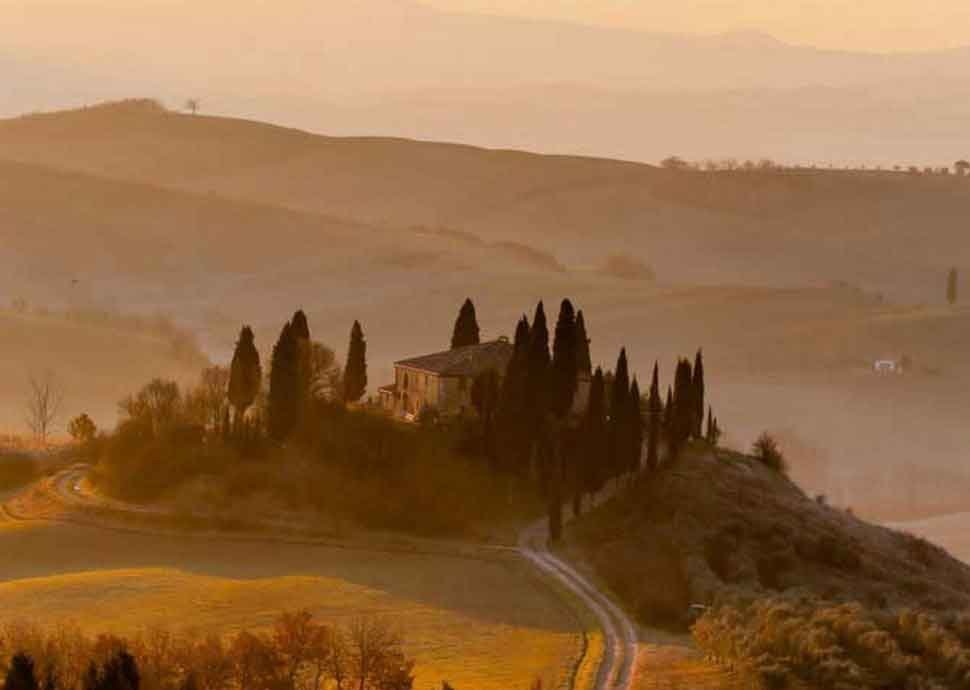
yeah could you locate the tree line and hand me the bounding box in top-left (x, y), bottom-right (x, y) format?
top-left (87, 299), bottom-right (720, 540)
top-left (452, 298), bottom-right (719, 542)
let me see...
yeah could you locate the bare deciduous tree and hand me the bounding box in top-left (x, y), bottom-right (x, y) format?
top-left (185, 99), bottom-right (200, 115)
top-left (25, 371), bottom-right (64, 444)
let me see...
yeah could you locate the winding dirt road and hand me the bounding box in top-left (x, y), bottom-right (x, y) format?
top-left (9, 466), bottom-right (638, 690)
top-left (519, 517), bottom-right (638, 690)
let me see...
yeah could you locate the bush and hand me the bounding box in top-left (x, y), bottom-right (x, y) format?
top-left (693, 598), bottom-right (970, 690)
top-left (0, 452), bottom-right (38, 491)
top-left (752, 433), bottom-right (787, 474)
top-left (94, 381), bottom-right (539, 536)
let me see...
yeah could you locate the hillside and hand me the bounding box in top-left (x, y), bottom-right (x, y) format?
top-left (1, 103), bottom-right (969, 522)
top-left (4, 1), bottom-right (970, 163)
top-left (565, 447), bottom-right (970, 688)
top-left (2, 102), bottom-right (969, 306)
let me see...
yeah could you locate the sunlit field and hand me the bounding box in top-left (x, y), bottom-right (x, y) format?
top-left (0, 519), bottom-right (583, 690)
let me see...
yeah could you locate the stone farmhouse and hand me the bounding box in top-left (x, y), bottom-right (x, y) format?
top-left (379, 339), bottom-right (515, 419)
top-left (379, 338), bottom-right (592, 421)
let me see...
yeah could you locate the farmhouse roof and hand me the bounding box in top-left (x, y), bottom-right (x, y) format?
top-left (395, 339), bottom-right (513, 377)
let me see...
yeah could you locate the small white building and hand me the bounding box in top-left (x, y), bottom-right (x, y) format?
top-left (873, 359), bottom-right (903, 375)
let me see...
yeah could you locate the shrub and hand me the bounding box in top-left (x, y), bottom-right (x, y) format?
top-left (752, 433), bottom-right (787, 474)
top-left (0, 452), bottom-right (38, 491)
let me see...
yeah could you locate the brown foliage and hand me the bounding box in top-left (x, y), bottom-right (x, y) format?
top-left (0, 612), bottom-right (413, 690)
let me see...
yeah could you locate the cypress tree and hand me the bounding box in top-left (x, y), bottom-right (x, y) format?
top-left (629, 378), bottom-right (643, 475)
top-left (706, 406), bottom-right (715, 444)
top-left (647, 362), bottom-right (662, 471)
top-left (551, 299), bottom-right (579, 419)
top-left (947, 268), bottom-right (959, 305)
top-left (575, 310), bottom-right (592, 375)
top-left (495, 316), bottom-right (531, 474)
top-left (5, 653), bottom-right (39, 690)
top-left (290, 310), bottom-right (314, 418)
top-left (663, 385), bottom-right (674, 438)
top-left (607, 349), bottom-right (630, 481)
top-left (527, 301), bottom-right (552, 405)
top-left (343, 321), bottom-right (368, 404)
top-left (451, 298), bottom-right (481, 349)
top-left (526, 302), bottom-right (552, 486)
top-left (670, 358), bottom-right (694, 457)
top-left (692, 349), bottom-right (706, 439)
top-left (581, 368), bottom-right (608, 500)
top-left (268, 321), bottom-right (300, 441)
top-left (290, 310), bottom-right (311, 340)
top-left (228, 325), bottom-right (262, 432)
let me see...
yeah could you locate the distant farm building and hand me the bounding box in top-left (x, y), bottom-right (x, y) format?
top-left (380, 338), bottom-right (591, 420)
top-left (873, 359), bottom-right (903, 375)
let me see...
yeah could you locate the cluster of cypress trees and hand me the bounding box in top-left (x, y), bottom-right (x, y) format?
top-left (226, 310), bottom-right (369, 444)
top-left (662, 350), bottom-right (712, 458)
top-left (462, 295), bottom-right (717, 541)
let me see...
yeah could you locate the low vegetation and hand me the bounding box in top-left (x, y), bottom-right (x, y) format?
top-left (94, 388), bottom-right (536, 536)
top-left (694, 599), bottom-right (970, 690)
top-left (0, 610), bottom-right (416, 690)
top-left (0, 451), bottom-right (38, 493)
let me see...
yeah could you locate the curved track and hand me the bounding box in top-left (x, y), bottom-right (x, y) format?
top-left (519, 518), bottom-right (638, 690)
top-left (8, 467), bottom-right (638, 690)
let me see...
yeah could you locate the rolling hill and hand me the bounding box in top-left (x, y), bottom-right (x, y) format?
top-left (1, 102), bottom-right (968, 523)
top-left (4, 0), bottom-right (970, 163)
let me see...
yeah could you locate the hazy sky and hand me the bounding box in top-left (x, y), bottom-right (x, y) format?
top-left (425, 0), bottom-right (970, 52)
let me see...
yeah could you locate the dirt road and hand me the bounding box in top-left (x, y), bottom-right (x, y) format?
top-left (519, 517), bottom-right (638, 690)
top-left (11, 466), bottom-right (639, 690)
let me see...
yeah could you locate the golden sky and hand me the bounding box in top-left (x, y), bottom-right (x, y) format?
top-left (425, 0), bottom-right (970, 52)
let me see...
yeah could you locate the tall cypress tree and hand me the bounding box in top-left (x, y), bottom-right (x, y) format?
top-left (495, 315), bottom-right (531, 474)
top-left (451, 298), bottom-right (481, 349)
top-left (343, 321), bottom-right (368, 404)
top-left (581, 367), bottom-right (608, 501)
top-left (268, 321), bottom-right (300, 441)
top-left (692, 349), bottom-right (706, 439)
top-left (575, 310), bottom-right (592, 375)
top-left (228, 325), bottom-right (262, 431)
top-left (527, 302), bottom-right (552, 486)
top-left (551, 299), bottom-right (579, 419)
top-left (628, 378), bottom-right (643, 475)
top-left (290, 310), bottom-right (313, 419)
top-left (670, 358), bottom-right (694, 457)
top-left (647, 362), bottom-right (662, 471)
top-left (290, 310), bottom-right (311, 340)
top-left (607, 348), bottom-right (631, 481)
top-left (663, 385), bottom-right (674, 439)
top-left (947, 268), bottom-right (959, 306)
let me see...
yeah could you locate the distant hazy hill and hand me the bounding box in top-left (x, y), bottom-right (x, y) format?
top-left (3, 0), bottom-right (970, 163)
top-left (2, 102), bottom-right (968, 307)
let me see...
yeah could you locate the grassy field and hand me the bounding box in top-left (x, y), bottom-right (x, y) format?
top-left (0, 519), bottom-right (583, 690)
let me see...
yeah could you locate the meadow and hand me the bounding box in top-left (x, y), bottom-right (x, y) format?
top-left (0, 518), bottom-right (583, 690)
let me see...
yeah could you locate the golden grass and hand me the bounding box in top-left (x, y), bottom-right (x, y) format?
top-left (0, 521), bottom-right (582, 690)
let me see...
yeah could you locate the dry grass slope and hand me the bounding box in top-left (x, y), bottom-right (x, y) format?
top-left (0, 519), bottom-right (582, 690)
